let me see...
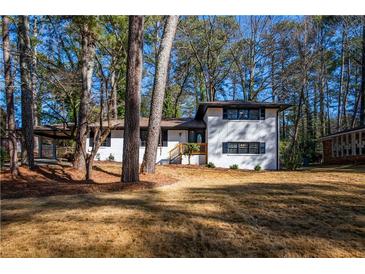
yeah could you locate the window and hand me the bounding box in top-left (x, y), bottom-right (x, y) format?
top-left (223, 108), bottom-right (264, 120)
top-left (238, 109), bottom-right (249, 120)
top-left (260, 108), bottom-right (266, 120)
top-left (89, 131), bottom-right (111, 147)
top-left (249, 142), bottom-right (259, 154)
top-left (238, 143), bottom-right (249, 154)
top-left (161, 130), bottom-right (168, 147)
top-left (140, 129), bottom-right (168, 147)
top-left (222, 142), bottom-right (265, 154)
top-left (140, 130), bottom-right (148, 147)
top-left (228, 143), bottom-right (238, 153)
top-left (227, 109), bottom-right (238, 120)
top-left (249, 109), bottom-right (259, 120)
top-left (260, 142), bottom-right (266, 154)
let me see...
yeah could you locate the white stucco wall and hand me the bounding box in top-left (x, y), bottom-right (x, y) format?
top-left (87, 129), bottom-right (189, 164)
top-left (204, 108), bottom-right (278, 170)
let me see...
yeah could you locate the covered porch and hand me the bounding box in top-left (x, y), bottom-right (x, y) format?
top-left (168, 142), bottom-right (207, 165)
top-left (33, 124), bottom-right (74, 161)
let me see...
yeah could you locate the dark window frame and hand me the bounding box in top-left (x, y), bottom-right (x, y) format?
top-left (222, 142), bottom-right (265, 155)
top-left (223, 107), bottom-right (265, 120)
top-left (140, 129), bottom-right (168, 147)
top-left (89, 131), bottom-right (111, 147)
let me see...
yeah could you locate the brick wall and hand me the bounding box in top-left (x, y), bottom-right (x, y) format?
top-left (322, 139), bottom-right (365, 164)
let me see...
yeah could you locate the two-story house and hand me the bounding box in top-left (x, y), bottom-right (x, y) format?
top-left (83, 101), bottom-right (291, 170)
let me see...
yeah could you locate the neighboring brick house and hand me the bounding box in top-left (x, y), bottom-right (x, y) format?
top-left (321, 126), bottom-right (365, 164)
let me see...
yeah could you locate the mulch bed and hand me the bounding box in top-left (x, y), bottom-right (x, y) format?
top-left (0, 165), bottom-right (177, 199)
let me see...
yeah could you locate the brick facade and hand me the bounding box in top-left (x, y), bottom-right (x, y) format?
top-left (322, 128), bottom-right (365, 164)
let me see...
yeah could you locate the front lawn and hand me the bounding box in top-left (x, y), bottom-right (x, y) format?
top-left (1, 163), bottom-right (364, 257)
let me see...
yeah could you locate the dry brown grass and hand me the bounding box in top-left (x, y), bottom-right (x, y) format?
top-left (1, 163), bottom-right (364, 257)
top-left (0, 162), bottom-right (176, 199)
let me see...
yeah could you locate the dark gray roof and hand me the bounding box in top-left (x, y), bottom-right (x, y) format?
top-left (88, 117), bottom-right (206, 129)
top-left (33, 118), bottom-right (206, 139)
top-left (195, 100), bottom-right (292, 119)
top-left (33, 124), bottom-right (75, 139)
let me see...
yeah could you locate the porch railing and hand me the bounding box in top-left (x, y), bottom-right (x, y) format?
top-left (180, 143), bottom-right (207, 155)
top-left (168, 143), bottom-right (207, 164)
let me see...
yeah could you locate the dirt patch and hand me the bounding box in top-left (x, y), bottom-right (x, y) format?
top-left (0, 163), bottom-right (176, 199)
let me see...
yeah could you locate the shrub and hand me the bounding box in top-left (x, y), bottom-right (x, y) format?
top-left (206, 162), bottom-right (215, 168)
top-left (229, 164), bottom-right (239, 170)
top-left (182, 143), bottom-right (200, 165)
top-left (254, 164), bottom-right (261, 171)
top-left (108, 153), bottom-right (115, 161)
top-left (282, 144), bottom-right (302, 170)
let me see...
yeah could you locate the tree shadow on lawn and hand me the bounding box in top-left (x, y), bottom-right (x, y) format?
top-left (1, 179), bottom-right (365, 257)
top-left (0, 164), bottom-right (169, 199)
top-left (93, 165), bottom-right (120, 177)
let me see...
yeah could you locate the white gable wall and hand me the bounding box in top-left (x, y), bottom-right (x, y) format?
top-left (204, 107), bottom-right (278, 170)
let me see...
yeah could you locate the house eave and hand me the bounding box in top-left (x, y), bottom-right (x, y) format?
top-left (195, 101), bottom-right (293, 120)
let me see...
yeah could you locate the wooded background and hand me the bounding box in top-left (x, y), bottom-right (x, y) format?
top-left (1, 16), bottom-right (364, 174)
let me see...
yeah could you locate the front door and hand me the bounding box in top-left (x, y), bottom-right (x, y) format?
top-left (188, 130), bottom-right (205, 143)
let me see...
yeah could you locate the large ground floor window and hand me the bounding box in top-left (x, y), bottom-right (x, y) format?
top-left (222, 142), bottom-right (265, 154)
top-left (89, 131), bottom-right (111, 147)
top-left (140, 129), bottom-right (168, 147)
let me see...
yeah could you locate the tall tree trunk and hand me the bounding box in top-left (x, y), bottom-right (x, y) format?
top-left (337, 27), bottom-right (346, 131)
top-left (319, 27), bottom-right (326, 137)
top-left (351, 66), bottom-right (360, 127)
top-left (18, 16), bottom-right (35, 169)
top-left (2, 16), bottom-right (18, 176)
top-left (342, 55), bottom-right (351, 128)
top-left (73, 22), bottom-right (95, 170)
top-left (325, 81), bottom-right (331, 134)
top-left (31, 17), bottom-right (40, 157)
top-left (122, 16), bottom-right (144, 183)
top-left (360, 16), bottom-right (365, 126)
top-left (110, 69), bottom-right (118, 119)
top-left (141, 16), bottom-right (179, 174)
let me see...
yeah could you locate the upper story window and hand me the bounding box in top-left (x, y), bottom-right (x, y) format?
top-left (223, 107), bottom-right (265, 120)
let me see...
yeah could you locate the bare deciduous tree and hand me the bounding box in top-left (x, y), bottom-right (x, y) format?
top-left (73, 20), bottom-right (96, 170)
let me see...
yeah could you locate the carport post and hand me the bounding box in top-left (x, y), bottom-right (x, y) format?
top-left (52, 140), bottom-right (57, 160)
top-left (39, 137), bottom-right (43, 159)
